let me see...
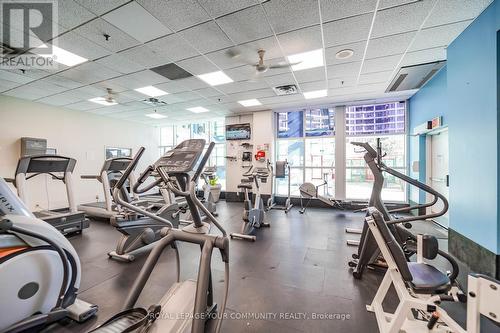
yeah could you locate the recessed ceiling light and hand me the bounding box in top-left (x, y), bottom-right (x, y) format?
top-left (197, 71), bottom-right (233, 86)
top-left (288, 49), bottom-right (324, 72)
top-left (187, 106), bottom-right (209, 113)
top-left (135, 86), bottom-right (168, 97)
top-left (37, 45), bottom-right (88, 67)
top-left (336, 49), bottom-right (354, 60)
top-left (88, 97), bottom-right (118, 106)
top-left (146, 112), bottom-right (167, 119)
top-left (238, 99), bottom-right (262, 107)
top-left (303, 89), bottom-right (327, 99)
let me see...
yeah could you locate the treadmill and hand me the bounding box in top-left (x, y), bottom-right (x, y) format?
top-left (79, 157), bottom-right (166, 223)
top-left (11, 155), bottom-right (90, 235)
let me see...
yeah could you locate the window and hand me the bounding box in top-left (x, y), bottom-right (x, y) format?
top-left (277, 111), bottom-right (303, 138)
top-left (159, 119), bottom-right (226, 190)
top-left (275, 110), bottom-right (336, 197)
top-left (345, 102), bottom-right (407, 202)
top-left (305, 108), bottom-right (335, 137)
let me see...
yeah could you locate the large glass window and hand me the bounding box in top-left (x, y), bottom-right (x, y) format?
top-left (345, 101), bottom-right (407, 202)
top-left (305, 108), bottom-right (335, 137)
top-left (159, 119), bottom-right (226, 190)
top-left (277, 111), bottom-right (303, 138)
top-left (275, 110), bottom-right (336, 197)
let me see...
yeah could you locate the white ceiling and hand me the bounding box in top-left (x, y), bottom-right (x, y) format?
top-left (0, 0), bottom-right (493, 125)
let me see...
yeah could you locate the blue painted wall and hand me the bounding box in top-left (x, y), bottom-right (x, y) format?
top-left (409, 0), bottom-right (500, 254)
top-left (408, 68), bottom-right (448, 204)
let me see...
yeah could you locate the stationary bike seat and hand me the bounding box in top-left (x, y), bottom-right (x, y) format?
top-left (237, 184), bottom-right (253, 190)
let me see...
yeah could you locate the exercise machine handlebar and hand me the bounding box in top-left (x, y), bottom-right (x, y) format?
top-left (114, 147), bottom-right (145, 190)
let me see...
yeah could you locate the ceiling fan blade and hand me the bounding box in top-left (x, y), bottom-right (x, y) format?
top-left (248, 71), bottom-right (263, 82)
top-left (268, 61), bottom-right (302, 69)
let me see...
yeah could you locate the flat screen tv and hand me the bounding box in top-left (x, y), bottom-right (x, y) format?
top-left (226, 123), bottom-right (251, 140)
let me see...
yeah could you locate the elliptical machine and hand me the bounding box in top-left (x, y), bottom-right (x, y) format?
top-left (90, 139), bottom-right (229, 333)
top-left (267, 160), bottom-right (293, 213)
top-left (200, 166), bottom-right (220, 217)
top-left (0, 177), bottom-right (98, 332)
top-left (347, 139), bottom-right (449, 279)
top-left (231, 165), bottom-right (270, 241)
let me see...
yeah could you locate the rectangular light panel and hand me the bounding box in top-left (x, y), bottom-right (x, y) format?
top-left (135, 86), bottom-right (168, 97)
top-left (288, 49), bottom-right (324, 72)
top-left (197, 71), bottom-right (233, 86)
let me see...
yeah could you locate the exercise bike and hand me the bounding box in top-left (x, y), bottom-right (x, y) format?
top-left (231, 165), bottom-right (270, 241)
top-left (89, 139), bottom-right (229, 333)
top-left (0, 177), bottom-right (98, 332)
top-left (267, 160), bottom-right (293, 213)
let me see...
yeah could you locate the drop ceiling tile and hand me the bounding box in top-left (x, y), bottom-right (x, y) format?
top-left (91, 80), bottom-right (129, 93)
top-left (58, 62), bottom-right (120, 85)
top-left (146, 34), bottom-right (200, 63)
top-left (224, 66), bottom-right (258, 82)
top-left (176, 57), bottom-right (219, 75)
top-left (4, 69), bottom-right (52, 81)
top-left (321, 0), bottom-right (376, 22)
top-left (159, 94), bottom-right (185, 104)
top-left (121, 101), bottom-right (152, 110)
top-left (424, 0), bottom-right (492, 28)
top-left (119, 45), bottom-right (171, 68)
top-left (216, 6), bottom-right (273, 44)
top-left (294, 67), bottom-right (326, 83)
top-left (323, 14), bottom-right (373, 48)
top-left (327, 61), bottom-right (362, 78)
top-left (264, 72), bottom-right (296, 87)
top-left (4, 81), bottom-right (66, 100)
top-left (361, 54), bottom-right (402, 73)
top-left (328, 76), bottom-right (357, 88)
top-left (176, 77), bottom-right (209, 90)
top-left (260, 94), bottom-right (304, 105)
top-left (325, 41), bottom-right (366, 66)
top-left (263, 0), bottom-right (319, 34)
top-left (155, 81), bottom-right (190, 94)
top-left (194, 87), bottom-right (224, 98)
top-left (37, 75), bottom-right (86, 89)
top-left (358, 70), bottom-right (393, 85)
top-left (66, 100), bottom-right (105, 111)
top-left (103, 2), bottom-right (172, 43)
top-left (37, 93), bottom-right (82, 106)
top-left (0, 70), bottom-right (37, 84)
top-left (300, 80), bottom-right (327, 92)
top-left (178, 21), bottom-right (233, 54)
top-left (169, 91), bottom-right (201, 102)
top-left (240, 37), bottom-right (283, 61)
top-left (216, 80), bottom-right (269, 94)
top-left (262, 58), bottom-right (292, 77)
top-left (410, 20), bottom-right (471, 52)
top-left (137, 0), bottom-right (211, 32)
top-left (106, 70), bottom-right (169, 90)
top-left (71, 85), bottom-right (108, 99)
top-left (222, 88), bottom-right (275, 102)
top-left (366, 31), bottom-right (415, 59)
top-left (371, 0), bottom-right (435, 38)
top-left (197, 0), bottom-right (257, 17)
top-left (24, 80), bottom-right (68, 94)
top-left (0, 79), bottom-right (23, 92)
top-left (378, 0), bottom-right (418, 9)
top-left (277, 25), bottom-right (323, 55)
top-left (95, 53), bottom-right (146, 74)
top-left (73, 18), bottom-right (141, 52)
top-left (54, 0), bottom-right (96, 32)
top-left (74, 0), bottom-right (129, 15)
top-left (53, 30), bottom-right (111, 61)
top-left (401, 47), bottom-right (446, 66)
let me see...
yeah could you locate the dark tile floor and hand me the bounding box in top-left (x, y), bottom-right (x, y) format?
top-left (44, 201), bottom-right (475, 333)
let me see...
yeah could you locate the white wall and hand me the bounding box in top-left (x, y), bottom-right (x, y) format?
top-left (225, 110), bottom-right (274, 195)
top-left (0, 95), bottom-right (159, 211)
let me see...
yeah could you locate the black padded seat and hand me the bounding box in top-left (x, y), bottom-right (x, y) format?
top-left (408, 262), bottom-right (450, 294)
top-left (237, 184), bottom-right (253, 190)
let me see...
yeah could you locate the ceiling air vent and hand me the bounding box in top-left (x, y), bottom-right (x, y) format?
top-left (386, 61), bottom-right (445, 92)
top-left (273, 84), bottom-right (298, 96)
top-left (151, 63), bottom-right (193, 80)
top-left (143, 98), bottom-right (167, 106)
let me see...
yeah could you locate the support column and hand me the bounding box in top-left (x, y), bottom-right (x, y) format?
top-left (335, 106), bottom-right (346, 200)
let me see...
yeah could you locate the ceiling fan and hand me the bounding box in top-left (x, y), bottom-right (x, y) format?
top-left (226, 48), bottom-right (301, 79)
top-left (104, 88), bottom-right (118, 104)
